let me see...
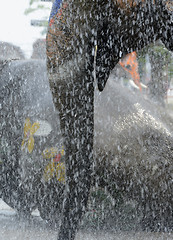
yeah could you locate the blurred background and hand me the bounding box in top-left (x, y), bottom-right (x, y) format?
top-left (0, 0), bottom-right (52, 58)
top-left (0, 0), bottom-right (172, 106)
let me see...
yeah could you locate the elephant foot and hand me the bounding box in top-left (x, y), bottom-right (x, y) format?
top-left (16, 208), bottom-right (32, 221)
top-left (57, 223), bottom-right (77, 240)
top-left (140, 211), bottom-right (173, 232)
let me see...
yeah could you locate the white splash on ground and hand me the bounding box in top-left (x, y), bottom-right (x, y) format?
top-left (1, 199), bottom-right (173, 240)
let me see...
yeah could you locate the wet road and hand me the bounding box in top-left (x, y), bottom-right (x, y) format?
top-left (1, 199), bottom-right (173, 240)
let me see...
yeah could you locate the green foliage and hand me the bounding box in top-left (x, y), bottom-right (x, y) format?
top-left (25, 0), bottom-right (51, 35)
top-left (170, 64), bottom-right (173, 78)
top-left (29, 0), bottom-right (40, 5)
top-left (137, 42), bottom-right (173, 81)
top-left (24, 4), bottom-right (50, 15)
top-left (138, 42), bottom-right (172, 66)
top-left (80, 188), bottom-right (140, 231)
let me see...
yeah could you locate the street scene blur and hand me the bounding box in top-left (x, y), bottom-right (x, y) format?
top-left (0, 0), bottom-right (173, 239)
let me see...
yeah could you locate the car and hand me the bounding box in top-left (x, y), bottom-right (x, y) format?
top-left (0, 59), bottom-right (64, 218)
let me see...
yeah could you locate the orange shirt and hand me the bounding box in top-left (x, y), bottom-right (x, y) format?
top-left (119, 51), bottom-right (142, 91)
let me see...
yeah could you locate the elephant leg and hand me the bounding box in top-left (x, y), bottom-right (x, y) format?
top-left (49, 74), bottom-right (94, 240)
top-left (96, 22), bottom-right (119, 91)
top-left (47, 21), bottom-right (95, 239)
top-left (159, 1), bottom-right (173, 52)
top-left (60, 82), bottom-right (94, 240)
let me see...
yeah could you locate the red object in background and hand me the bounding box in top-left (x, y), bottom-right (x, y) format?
top-left (54, 153), bottom-right (61, 162)
top-left (49, 1), bottom-right (68, 27)
top-left (119, 51), bottom-right (142, 91)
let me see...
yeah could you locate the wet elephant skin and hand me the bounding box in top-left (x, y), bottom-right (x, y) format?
top-left (94, 78), bottom-right (173, 231)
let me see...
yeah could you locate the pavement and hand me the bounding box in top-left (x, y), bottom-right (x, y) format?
top-left (1, 199), bottom-right (173, 240)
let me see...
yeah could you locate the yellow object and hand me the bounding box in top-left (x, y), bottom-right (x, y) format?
top-left (42, 146), bottom-right (65, 159)
top-left (42, 146), bottom-right (65, 182)
top-left (61, 146), bottom-right (65, 156)
top-left (21, 118), bottom-right (40, 153)
top-left (44, 161), bottom-right (65, 183)
top-left (42, 147), bottom-right (58, 159)
top-left (55, 162), bottom-right (65, 182)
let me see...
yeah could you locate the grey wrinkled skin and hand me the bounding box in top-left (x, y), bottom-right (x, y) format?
top-left (46, 1), bottom-right (173, 239)
top-left (94, 77), bottom-right (173, 231)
